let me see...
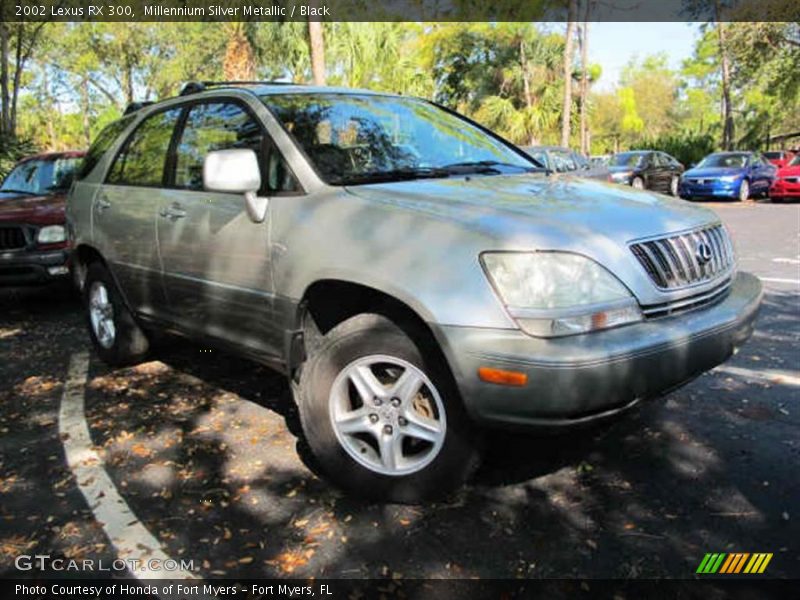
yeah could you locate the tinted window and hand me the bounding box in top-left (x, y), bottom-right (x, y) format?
top-left (174, 102), bottom-right (264, 191)
top-left (763, 151), bottom-right (782, 160)
top-left (76, 116), bottom-right (135, 180)
top-left (610, 152), bottom-right (646, 168)
top-left (1, 157), bottom-right (82, 196)
top-left (107, 108), bottom-right (182, 186)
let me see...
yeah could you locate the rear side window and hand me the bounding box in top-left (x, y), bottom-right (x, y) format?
top-left (107, 108), bottom-right (182, 187)
top-left (75, 116), bottom-right (134, 180)
top-left (173, 102), bottom-right (264, 191)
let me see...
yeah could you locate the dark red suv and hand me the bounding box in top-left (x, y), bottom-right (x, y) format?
top-left (0, 151), bottom-right (84, 286)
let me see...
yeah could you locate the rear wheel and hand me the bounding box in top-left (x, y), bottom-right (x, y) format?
top-left (295, 313), bottom-right (480, 503)
top-left (738, 179), bottom-right (750, 202)
top-left (84, 262), bottom-right (149, 367)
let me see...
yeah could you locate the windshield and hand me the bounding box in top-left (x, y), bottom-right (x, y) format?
top-left (697, 153), bottom-right (749, 168)
top-left (262, 93), bottom-right (538, 185)
top-left (550, 150), bottom-right (579, 172)
top-left (763, 151), bottom-right (782, 160)
top-left (610, 152), bottom-right (645, 168)
top-left (1, 157), bottom-right (81, 195)
top-left (789, 154), bottom-right (800, 167)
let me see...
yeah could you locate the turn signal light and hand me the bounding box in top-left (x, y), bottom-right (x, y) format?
top-left (478, 367), bottom-right (528, 387)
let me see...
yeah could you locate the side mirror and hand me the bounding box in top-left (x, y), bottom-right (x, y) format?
top-left (203, 149), bottom-right (268, 223)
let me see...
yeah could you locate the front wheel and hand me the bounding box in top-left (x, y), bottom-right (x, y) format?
top-left (738, 179), bottom-right (750, 202)
top-left (83, 262), bottom-right (150, 367)
top-left (295, 313), bottom-right (480, 503)
top-left (631, 176), bottom-right (645, 190)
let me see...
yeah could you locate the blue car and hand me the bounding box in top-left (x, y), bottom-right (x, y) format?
top-left (680, 151), bottom-right (777, 202)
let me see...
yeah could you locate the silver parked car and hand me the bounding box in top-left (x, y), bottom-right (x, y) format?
top-left (522, 145), bottom-right (611, 181)
top-left (68, 82), bottom-right (762, 502)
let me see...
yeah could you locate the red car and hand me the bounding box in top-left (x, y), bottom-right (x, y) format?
top-left (0, 151), bottom-right (84, 285)
top-left (763, 150), bottom-right (795, 169)
top-left (770, 153), bottom-right (800, 203)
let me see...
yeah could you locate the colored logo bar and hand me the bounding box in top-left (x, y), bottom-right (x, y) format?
top-left (696, 553), bottom-right (773, 574)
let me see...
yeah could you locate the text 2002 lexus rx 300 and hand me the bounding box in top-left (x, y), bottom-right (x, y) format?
top-left (67, 83), bottom-right (762, 502)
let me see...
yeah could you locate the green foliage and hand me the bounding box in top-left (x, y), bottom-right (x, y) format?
top-left (0, 134), bottom-right (38, 183)
top-left (638, 130), bottom-right (717, 167)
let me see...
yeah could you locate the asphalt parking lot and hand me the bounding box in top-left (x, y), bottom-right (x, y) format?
top-left (0, 200), bottom-right (798, 580)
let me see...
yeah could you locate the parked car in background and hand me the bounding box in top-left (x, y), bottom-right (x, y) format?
top-left (608, 150), bottom-right (684, 195)
top-left (770, 153), bottom-right (800, 203)
top-left (763, 150), bottom-right (795, 169)
top-left (0, 151), bottom-right (84, 286)
top-left (521, 145), bottom-right (610, 181)
top-left (590, 155), bottom-right (610, 168)
top-left (680, 151), bottom-right (777, 202)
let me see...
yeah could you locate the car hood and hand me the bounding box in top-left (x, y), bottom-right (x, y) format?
top-left (345, 173), bottom-right (717, 247)
top-left (608, 165), bottom-right (639, 173)
top-left (684, 167), bottom-right (744, 178)
top-left (0, 190), bottom-right (66, 224)
top-left (777, 165), bottom-right (800, 177)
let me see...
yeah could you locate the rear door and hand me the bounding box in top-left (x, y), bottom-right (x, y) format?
top-left (156, 99), bottom-right (302, 358)
top-left (95, 107), bottom-right (182, 317)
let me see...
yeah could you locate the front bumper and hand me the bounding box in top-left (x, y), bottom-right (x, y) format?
top-left (0, 248), bottom-right (70, 286)
top-left (770, 179), bottom-right (800, 198)
top-left (680, 180), bottom-right (741, 199)
top-left (434, 271), bottom-right (762, 428)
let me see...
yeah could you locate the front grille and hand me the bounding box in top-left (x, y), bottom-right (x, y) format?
top-left (641, 277), bottom-right (732, 318)
top-left (0, 226), bottom-right (26, 250)
top-left (630, 224), bottom-right (734, 289)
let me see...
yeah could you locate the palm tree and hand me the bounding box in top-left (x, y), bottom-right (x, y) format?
top-left (307, 16), bottom-right (326, 85)
top-left (223, 23), bottom-right (255, 80)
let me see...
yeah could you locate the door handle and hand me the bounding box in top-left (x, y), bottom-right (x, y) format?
top-left (160, 203), bottom-right (186, 220)
top-left (96, 195), bottom-right (112, 212)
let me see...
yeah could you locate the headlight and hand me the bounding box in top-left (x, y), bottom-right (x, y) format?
top-left (611, 171), bottom-right (631, 180)
top-left (37, 225), bottom-right (66, 244)
top-left (719, 175), bottom-right (739, 182)
top-left (481, 252), bottom-right (642, 337)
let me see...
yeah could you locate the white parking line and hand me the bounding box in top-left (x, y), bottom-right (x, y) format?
top-left (772, 258), bottom-right (800, 265)
top-left (714, 364), bottom-right (800, 388)
top-left (59, 352), bottom-right (198, 582)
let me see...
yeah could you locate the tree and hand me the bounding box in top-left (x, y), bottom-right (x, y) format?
top-left (223, 23), bottom-right (256, 81)
top-left (0, 22), bottom-right (48, 136)
top-left (308, 17), bottom-right (326, 85)
top-left (561, 0), bottom-right (578, 146)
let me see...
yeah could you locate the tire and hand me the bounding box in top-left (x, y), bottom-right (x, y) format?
top-left (670, 176), bottom-right (679, 197)
top-left (631, 176), bottom-right (645, 190)
top-left (738, 179), bottom-right (750, 202)
top-left (83, 262), bottom-right (149, 367)
top-left (295, 313), bottom-right (480, 503)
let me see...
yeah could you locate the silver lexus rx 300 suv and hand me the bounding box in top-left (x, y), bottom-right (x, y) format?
top-left (67, 82), bottom-right (762, 502)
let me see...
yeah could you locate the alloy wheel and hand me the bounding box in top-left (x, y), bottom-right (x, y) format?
top-left (89, 281), bottom-right (116, 349)
top-left (329, 355), bottom-right (446, 476)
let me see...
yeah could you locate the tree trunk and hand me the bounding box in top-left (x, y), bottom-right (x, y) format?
top-left (579, 19), bottom-right (589, 154)
top-left (520, 38), bottom-right (532, 109)
top-left (308, 18), bottom-right (326, 85)
top-left (715, 6), bottom-right (734, 149)
top-left (0, 23), bottom-right (9, 135)
top-left (81, 77), bottom-right (91, 148)
top-left (561, 1), bottom-right (578, 147)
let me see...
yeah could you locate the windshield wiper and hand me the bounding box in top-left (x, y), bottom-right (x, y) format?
top-left (335, 167), bottom-right (450, 185)
top-left (0, 188), bottom-right (37, 195)
top-left (440, 160), bottom-right (541, 174)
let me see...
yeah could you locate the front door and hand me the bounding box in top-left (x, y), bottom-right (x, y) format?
top-left (156, 100), bottom-right (300, 359)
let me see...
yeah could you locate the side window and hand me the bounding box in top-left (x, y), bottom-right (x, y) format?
top-left (77, 115), bottom-right (135, 181)
top-left (107, 108), bottom-right (182, 186)
top-left (174, 102), bottom-right (263, 191)
top-left (173, 101), bottom-right (300, 194)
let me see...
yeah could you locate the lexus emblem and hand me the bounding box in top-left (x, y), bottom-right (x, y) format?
top-left (696, 242), bottom-right (712, 265)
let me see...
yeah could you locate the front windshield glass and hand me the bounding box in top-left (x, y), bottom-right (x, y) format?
top-left (789, 154), bottom-right (800, 167)
top-left (697, 153), bottom-right (749, 168)
top-left (262, 93), bottom-right (537, 185)
top-left (1, 157), bottom-right (81, 195)
top-left (609, 152), bottom-right (645, 168)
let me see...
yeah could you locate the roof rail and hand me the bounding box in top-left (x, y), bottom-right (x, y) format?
top-left (123, 101), bottom-right (154, 115)
top-left (179, 80), bottom-right (302, 96)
